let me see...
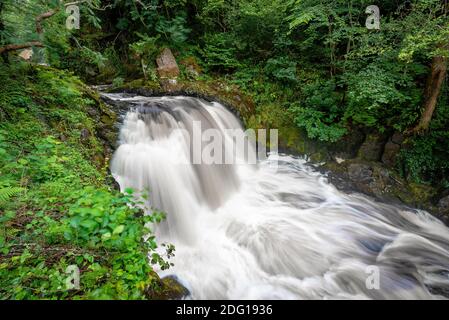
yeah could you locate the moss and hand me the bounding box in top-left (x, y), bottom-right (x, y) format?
top-left (407, 182), bottom-right (437, 205)
top-left (146, 274), bottom-right (190, 300)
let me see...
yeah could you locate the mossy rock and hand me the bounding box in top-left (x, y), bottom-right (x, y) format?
top-left (147, 275), bottom-right (190, 300)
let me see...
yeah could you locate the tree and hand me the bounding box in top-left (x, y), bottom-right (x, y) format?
top-left (0, 1), bottom-right (103, 60)
top-left (413, 54), bottom-right (447, 132)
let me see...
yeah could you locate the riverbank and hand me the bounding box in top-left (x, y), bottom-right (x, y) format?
top-left (0, 64), bottom-right (185, 299)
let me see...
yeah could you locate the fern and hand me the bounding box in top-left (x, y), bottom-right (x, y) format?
top-left (0, 187), bottom-right (24, 206)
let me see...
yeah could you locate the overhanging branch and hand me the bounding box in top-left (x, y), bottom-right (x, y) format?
top-left (0, 42), bottom-right (44, 54)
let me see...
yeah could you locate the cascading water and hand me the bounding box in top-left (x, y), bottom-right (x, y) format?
top-left (106, 94), bottom-right (449, 300)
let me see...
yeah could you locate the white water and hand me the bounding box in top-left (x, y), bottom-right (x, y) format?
top-left (107, 94), bottom-right (449, 300)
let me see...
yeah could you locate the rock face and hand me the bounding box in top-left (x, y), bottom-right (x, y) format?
top-left (329, 128), bottom-right (366, 160)
top-left (381, 132), bottom-right (404, 167)
top-left (381, 141), bottom-right (401, 167)
top-left (357, 133), bottom-right (388, 161)
top-left (156, 48), bottom-right (180, 79)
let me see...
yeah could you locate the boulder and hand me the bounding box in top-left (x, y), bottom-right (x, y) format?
top-left (147, 274), bottom-right (190, 300)
top-left (156, 48), bottom-right (180, 79)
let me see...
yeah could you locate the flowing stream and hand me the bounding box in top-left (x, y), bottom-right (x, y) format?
top-left (105, 94), bottom-right (449, 300)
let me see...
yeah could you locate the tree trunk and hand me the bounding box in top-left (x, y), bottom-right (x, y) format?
top-left (413, 56), bottom-right (447, 132)
top-left (0, 1), bottom-right (7, 62)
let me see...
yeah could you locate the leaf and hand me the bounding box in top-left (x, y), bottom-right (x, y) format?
top-left (113, 225), bottom-right (125, 235)
top-left (101, 232), bottom-right (112, 241)
top-left (80, 220), bottom-right (98, 230)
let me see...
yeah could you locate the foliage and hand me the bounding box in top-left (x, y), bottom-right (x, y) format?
top-left (0, 64), bottom-right (172, 299)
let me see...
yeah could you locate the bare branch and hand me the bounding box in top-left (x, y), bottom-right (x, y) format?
top-left (0, 42), bottom-right (44, 54)
top-left (35, 10), bottom-right (57, 34)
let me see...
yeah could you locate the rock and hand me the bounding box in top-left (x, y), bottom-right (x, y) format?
top-left (87, 107), bottom-right (99, 117)
top-left (80, 128), bottom-right (90, 141)
top-left (335, 157), bottom-right (345, 164)
top-left (159, 78), bottom-right (181, 92)
top-left (310, 152), bottom-right (326, 163)
top-left (106, 170), bottom-right (121, 192)
top-left (438, 195), bottom-right (449, 214)
top-left (156, 48), bottom-right (180, 79)
top-left (348, 163), bottom-right (373, 183)
top-left (381, 141), bottom-right (401, 167)
top-left (18, 49), bottom-right (33, 61)
top-left (391, 132), bottom-right (405, 145)
top-left (147, 274), bottom-right (190, 300)
top-left (357, 133), bottom-right (388, 161)
top-left (329, 128), bottom-right (366, 160)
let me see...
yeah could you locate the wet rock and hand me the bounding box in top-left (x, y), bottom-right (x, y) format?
top-left (147, 274), bottom-right (190, 300)
top-left (106, 169), bottom-right (121, 192)
top-left (438, 195), bottom-right (449, 214)
top-left (348, 163), bottom-right (373, 183)
top-left (156, 48), bottom-right (180, 79)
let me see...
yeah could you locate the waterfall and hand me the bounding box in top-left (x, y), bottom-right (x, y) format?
top-left (107, 94), bottom-right (449, 300)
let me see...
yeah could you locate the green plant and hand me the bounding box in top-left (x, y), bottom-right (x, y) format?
top-left (0, 187), bottom-right (25, 207)
top-left (0, 64), bottom-right (172, 300)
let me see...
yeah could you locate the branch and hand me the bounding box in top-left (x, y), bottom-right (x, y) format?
top-left (0, 42), bottom-right (44, 54)
top-left (35, 10), bottom-right (58, 34)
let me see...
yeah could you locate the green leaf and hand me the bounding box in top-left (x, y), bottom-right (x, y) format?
top-left (101, 232), bottom-right (112, 241)
top-left (113, 225), bottom-right (125, 235)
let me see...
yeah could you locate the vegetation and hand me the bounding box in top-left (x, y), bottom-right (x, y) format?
top-left (0, 63), bottom-right (173, 299)
top-left (0, 0), bottom-right (448, 299)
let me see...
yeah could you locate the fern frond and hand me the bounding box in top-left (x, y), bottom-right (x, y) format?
top-left (0, 187), bottom-right (25, 206)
